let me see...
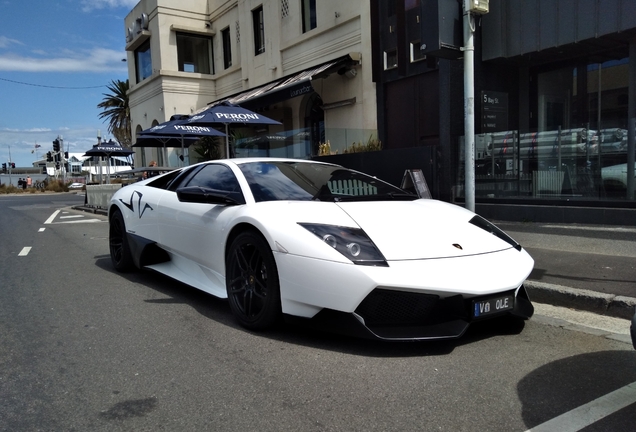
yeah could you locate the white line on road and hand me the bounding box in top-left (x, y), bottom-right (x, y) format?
top-left (57, 219), bottom-right (102, 224)
top-left (44, 210), bottom-right (60, 225)
top-left (60, 215), bottom-right (84, 219)
top-left (18, 247), bottom-right (32, 256)
top-left (38, 228), bottom-right (45, 232)
top-left (525, 381), bottom-right (636, 432)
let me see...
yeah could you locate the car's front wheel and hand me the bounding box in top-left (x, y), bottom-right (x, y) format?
top-left (226, 231), bottom-right (281, 330)
top-left (109, 209), bottom-right (134, 272)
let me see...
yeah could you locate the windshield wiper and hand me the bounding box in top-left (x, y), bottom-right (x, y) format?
top-left (334, 192), bottom-right (418, 202)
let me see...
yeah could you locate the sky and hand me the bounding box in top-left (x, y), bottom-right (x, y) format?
top-left (0, 0), bottom-right (139, 167)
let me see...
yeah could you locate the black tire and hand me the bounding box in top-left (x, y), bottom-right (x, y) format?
top-left (109, 209), bottom-right (134, 272)
top-left (226, 231), bottom-right (281, 330)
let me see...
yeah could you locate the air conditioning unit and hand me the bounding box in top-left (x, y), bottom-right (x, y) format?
top-left (464, 0), bottom-right (488, 14)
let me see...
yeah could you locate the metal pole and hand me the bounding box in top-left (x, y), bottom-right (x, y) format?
top-left (463, 9), bottom-right (475, 212)
top-left (627, 37), bottom-right (636, 200)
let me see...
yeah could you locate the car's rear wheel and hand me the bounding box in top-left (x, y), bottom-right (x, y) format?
top-left (109, 209), bottom-right (134, 272)
top-left (226, 231), bottom-right (281, 330)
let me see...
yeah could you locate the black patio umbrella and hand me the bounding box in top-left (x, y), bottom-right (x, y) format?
top-left (181, 102), bottom-right (281, 157)
top-left (83, 139), bottom-right (134, 183)
top-left (83, 139), bottom-right (134, 158)
top-left (136, 117), bottom-right (226, 166)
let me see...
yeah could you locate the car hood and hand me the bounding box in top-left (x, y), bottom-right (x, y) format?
top-left (335, 200), bottom-right (517, 260)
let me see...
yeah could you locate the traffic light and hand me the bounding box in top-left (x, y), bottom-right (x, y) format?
top-left (52, 139), bottom-right (60, 152)
top-left (46, 152), bottom-right (53, 162)
top-left (11, 162), bottom-right (15, 169)
top-left (64, 151), bottom-right (68, 159)
top-left (1, 163), bottom-right (5, 173)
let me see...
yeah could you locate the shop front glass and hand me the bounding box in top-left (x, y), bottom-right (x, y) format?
top-left (457, 57), bottom-right (633, 202)
top-left (233, 128), bottom-right (380, 159)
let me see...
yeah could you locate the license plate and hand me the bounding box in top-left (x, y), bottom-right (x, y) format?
top-left (473, 294), bottom-right (514, 318)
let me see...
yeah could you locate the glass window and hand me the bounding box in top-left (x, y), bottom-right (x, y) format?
top-left (135, 39), bottom-right (152, 82)
top-left (302, 0), bottom-right (317, 33)
top-left (252, 6), bottom-right (265, 55)
top-left (459, 57), bottom-right (631, 203)
top-left (384, 49), bottom-right (397, 70)
top-left (222, 27), bottom-right (232, 69)
top-left (239, 161), bottom-right (411, 203)
top-left (185, 164), bottom-right (245, 202)
top-left (410, 40), bottom-right (425, 62)
top-left (176, 32), bottom-right (213, 74)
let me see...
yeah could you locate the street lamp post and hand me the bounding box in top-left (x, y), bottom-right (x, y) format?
top-left (462, 0), bottom-right (489, 213)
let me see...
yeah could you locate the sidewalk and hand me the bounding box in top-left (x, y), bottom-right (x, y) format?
top-left (495, 221), bottom-right (636, 320)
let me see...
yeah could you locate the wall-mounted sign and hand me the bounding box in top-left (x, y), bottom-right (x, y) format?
top-left (481, 91), bottom-right (508, 132)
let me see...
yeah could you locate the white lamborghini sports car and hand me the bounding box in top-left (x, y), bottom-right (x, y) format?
top-left (108, 158), bottom-right (534, 340)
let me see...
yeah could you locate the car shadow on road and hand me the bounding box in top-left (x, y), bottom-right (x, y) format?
top-left (95, 256), bottom-right (531, 359)
top-left (518, 350), bottom-right (636, 430)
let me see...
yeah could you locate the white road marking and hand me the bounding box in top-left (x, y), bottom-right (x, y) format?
top-left (44, 210), bottom-right (60, 224)
top-left (18, 247), bottom-right (32, 256)
top-left (58, 219), bottom-right (102, 224)
top-left (525, 381), bottom-right (636, 432)
top-left (38, 228), bottom-right (45, 232)
top-left (42, 209), bottom-right (103, 225)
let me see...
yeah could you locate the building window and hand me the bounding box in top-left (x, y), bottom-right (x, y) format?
top-left (302, 0), bottom-right (317, 33)
top-left (384, 49), bottom-right (397, 69)
top-left (410, 40), bottom-right (425, 62)
top-left (222, 27), bottom-right (232, 69)
top-left (135, 39), bottom-right (152, 82)
top-left (176, 32), bottom-right (213, 74)
top-left (252, 6), bottom-right (265, 55)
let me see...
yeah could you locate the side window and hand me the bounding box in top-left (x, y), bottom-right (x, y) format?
top-left (176, 32), bottom-right (213, 74)
top-left (185, 164), bottom-right (245, 202)
top-left (252, 6), bottom-right (265, 55)
top-left (135, 39), bottom-right (152, 82)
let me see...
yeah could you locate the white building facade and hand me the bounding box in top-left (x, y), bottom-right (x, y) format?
top-left (124, 0), bottom-right (376, 166)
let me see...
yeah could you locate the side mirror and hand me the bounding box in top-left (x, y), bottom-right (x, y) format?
top-left (176, 186), bottom-right (243, 205)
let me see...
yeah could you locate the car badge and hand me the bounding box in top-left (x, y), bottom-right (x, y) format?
top-left (453, 243), bottom-right (463, 250)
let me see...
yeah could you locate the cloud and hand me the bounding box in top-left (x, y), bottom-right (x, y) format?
top-left (0, 47), bottom-right (127, 73)
top-left (81, 0), bottom-right (139, 12)
top-left (0, 36), bottom-right (22, 48)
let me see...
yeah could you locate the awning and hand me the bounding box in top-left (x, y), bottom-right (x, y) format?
top-left (212, 53), bottom-right (360, 110)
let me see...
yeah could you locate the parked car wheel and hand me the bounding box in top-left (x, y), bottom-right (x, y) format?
top-left (109, 210), bottom-right (134, 272)
top-left (226, 231), bottom-right (281, 330)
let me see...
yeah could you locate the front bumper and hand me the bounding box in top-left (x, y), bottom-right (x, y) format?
top-left (287, 285), bottom-right (533, 341)
top-left (275, 247), bottom-right (534, 340)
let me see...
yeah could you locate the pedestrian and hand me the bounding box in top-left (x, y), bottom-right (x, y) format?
top-left (26, 176), bottom-right (32, 188)
top-left (143, 160), bottom-right (158, 179)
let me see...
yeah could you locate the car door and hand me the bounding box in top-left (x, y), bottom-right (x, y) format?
top-left (156, 163), bottom-right (246, 286)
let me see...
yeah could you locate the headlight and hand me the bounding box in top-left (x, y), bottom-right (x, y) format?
top-left (469, 215), bottom-right (521, 251)
top-left (299, 223), bottom-right (388, 266)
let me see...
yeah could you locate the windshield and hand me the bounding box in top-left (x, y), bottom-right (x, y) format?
top-left (238, 161), bottom-right (416, 202)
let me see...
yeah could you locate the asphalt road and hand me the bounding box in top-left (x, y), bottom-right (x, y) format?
top-left (1, 193), bottom-right (635, 432)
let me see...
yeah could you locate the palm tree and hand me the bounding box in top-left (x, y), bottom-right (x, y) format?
top-left (98, 79), bottom-right (132, 148)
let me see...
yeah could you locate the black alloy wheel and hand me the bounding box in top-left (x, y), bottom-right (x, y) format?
top-left (109, 209), bottom-right (134, 272)
top-left (226, 231), bottom-right (281, 330)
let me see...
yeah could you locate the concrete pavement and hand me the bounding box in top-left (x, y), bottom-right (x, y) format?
top-left (495, 221), bottom-right (636, 320)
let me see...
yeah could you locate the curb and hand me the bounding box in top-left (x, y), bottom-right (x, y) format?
top-left (525, 280), bottom-right (636, 320)
top-left (72, 205), bottom-right (108, 216)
